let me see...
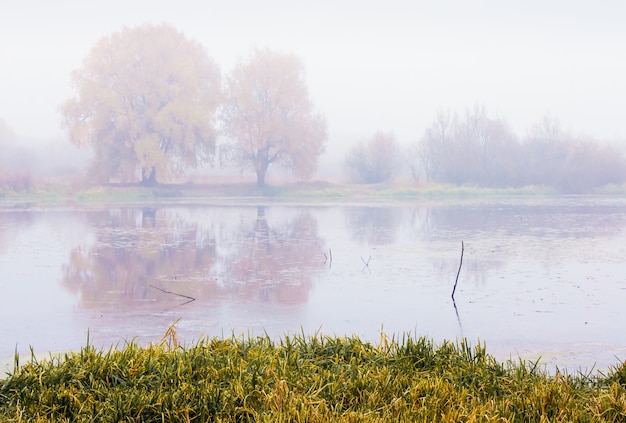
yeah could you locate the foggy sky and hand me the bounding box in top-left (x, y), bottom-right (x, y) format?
top-left (2, 0), bottom-right (626, 154)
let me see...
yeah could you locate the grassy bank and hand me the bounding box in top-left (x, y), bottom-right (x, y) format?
top-left (1, 181), bottom-right (564, 207)
top-left (3, 180), bottom-right (626, 207)
top-left (71, 181), bottom-right (565, 203)
top-left (2, 332), bottom-right (626, 422)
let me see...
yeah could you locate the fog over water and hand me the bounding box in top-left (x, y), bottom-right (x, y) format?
top-left (2, 0), bottom-right (626, 163)
top-left (3, 2), bottom-right (626, 384)
top-left (1, 199), bottom-right (626, 374)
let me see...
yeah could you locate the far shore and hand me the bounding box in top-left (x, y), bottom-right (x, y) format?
top-left (3, 180), bottom-right (625, 207)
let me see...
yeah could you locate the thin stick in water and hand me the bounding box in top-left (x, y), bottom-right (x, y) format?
top-left (150, 284), bottom-right (196, 303)
top-left (451, 241), bottom-right (464, 300)
top-left (361, 255), bottom-right (372, 273)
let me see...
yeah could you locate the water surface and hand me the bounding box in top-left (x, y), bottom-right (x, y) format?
top-left (1, 197), bottom-right (625, 374)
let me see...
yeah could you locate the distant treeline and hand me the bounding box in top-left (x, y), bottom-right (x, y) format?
top-left (410, 107), bottom-right (625, 193)
top-left (344, 107), bottom-right (625, 193)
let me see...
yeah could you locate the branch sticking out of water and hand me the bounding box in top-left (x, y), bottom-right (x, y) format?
top-left (150, 284), bottom-right (196, 305)
top-left (451, 241), bottom-right (464, 300)
top-left (361, 255), bottom-right (372, 273)
top-left (323, 248), bottom-right (333, 269)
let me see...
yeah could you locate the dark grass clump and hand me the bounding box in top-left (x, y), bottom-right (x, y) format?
top-left (2, 331), bottom-right (626, 422)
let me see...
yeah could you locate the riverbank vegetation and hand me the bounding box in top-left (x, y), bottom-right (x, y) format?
top-left (405, 109), bottom-right (626, 194)
top-left (2, 181), bottom-right (626, 209)
top-left (3, 23), bottom-right (626, 197)
top-left (2, 332), bottom-right (626, 422)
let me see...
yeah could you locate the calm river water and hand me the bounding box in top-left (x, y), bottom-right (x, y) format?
top-left (1, 196), bottom-right (626, 374)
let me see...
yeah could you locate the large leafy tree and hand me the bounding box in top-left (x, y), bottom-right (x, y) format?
top-left (61, 24), bottom-right (221, 185)
top-left (220, 48), bottom-right (327, 187)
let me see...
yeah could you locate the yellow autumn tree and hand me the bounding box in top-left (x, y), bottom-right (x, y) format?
top-left (60, 24), bottom-right (221, 185)
top-left (220, 48), bottom-right (327, 187)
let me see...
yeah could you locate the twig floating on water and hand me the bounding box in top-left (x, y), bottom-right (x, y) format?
top-left (451, 241), bottom-right (464, 300)
top-left (361, 255), bottom-right (372, 273)
top-left (150, 284), bottom-right (196, 303)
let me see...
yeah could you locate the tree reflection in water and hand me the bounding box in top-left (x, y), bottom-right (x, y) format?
top-left (344, 206), bottom-right (403, 245)
top-left (5, 200), bottom-right (626, 373)
top-left (61, 206), bottom-right (325, 310)
top-left (62, 208), bottom-right (218, 309)
top-left (218, 207), bottom-right (325, 304)
top-left (0, 209), bottom-right (34, 252)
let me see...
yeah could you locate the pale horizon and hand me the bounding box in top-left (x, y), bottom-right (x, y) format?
top-left (2, 0), bottom-right (625, 154)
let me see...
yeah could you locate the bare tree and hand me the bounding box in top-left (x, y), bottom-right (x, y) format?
top-left (415, 109), bottom-right (457, 182)
top-left (456, 105), bottom-right (522, 186)
top-left (416, 106), bottom-right (521, 187)
top-left (523, 115), bottom-right (626, 192)
top-left (345, 131), bottom-right (400, 184)
top-left (523, 114), bottom-right (568, 187)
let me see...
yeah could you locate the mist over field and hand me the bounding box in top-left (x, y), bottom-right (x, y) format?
top-left (1, 0), bottom-right (625, 188)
